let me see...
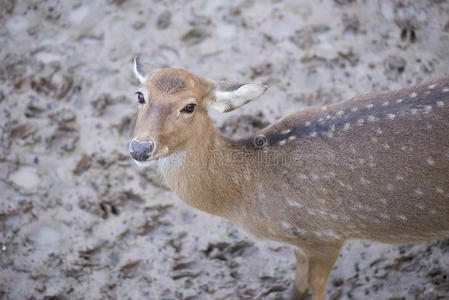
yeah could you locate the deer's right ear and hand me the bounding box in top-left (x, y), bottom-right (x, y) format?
top-left (209, 81), bottom-right (268, 113)
top-left (133, 56), bottom-right (155, 84)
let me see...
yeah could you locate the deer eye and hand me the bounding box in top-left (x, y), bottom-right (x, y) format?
top-left (180, 103), bottom-right (196, 113)
top-left (136, 92), bottom-right (145, 104)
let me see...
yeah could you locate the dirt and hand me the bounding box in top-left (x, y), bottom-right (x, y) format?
top-left (1, 0), bottom-right (449, 299)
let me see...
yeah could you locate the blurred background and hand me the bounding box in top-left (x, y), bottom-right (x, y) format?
top-left (1, 0), bottom-right (448, 299)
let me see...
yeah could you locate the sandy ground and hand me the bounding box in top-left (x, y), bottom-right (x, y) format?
top-left (1, 0), bottom-right (449, 299)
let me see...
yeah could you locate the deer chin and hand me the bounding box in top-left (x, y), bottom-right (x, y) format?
top-left (133, 159), bottom-right (155, 168)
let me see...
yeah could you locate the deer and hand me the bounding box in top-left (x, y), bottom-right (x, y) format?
top-left (129, 57), bottom-right (449, 300)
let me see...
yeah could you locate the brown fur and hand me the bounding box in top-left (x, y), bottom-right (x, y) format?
top-left (133, 69), bottom-right (449, 300)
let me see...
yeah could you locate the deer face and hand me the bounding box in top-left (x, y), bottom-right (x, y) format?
top-left (130, 57), bottom-right (267, 165)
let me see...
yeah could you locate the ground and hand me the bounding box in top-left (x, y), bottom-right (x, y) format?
top-left (0, 0), bottom-right (449, 299)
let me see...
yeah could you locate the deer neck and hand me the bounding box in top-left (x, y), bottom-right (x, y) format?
top-left (158, 118), bottom-right (240, 218)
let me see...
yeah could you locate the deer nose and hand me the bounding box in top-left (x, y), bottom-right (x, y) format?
top-left (130, 140), bottom-right (154, 161)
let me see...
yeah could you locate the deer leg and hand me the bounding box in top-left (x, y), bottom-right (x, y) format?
top-left (308, 246), bottom-right (341, 300)
top-left (289, 247), bottom-right (310, 299)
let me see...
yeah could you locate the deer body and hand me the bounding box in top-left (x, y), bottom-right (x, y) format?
top-left (130, 58), bottom-right (449, 300)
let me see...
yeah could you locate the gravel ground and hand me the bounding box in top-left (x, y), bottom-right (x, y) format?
top-left (0, 0), bottom-right (448, 299)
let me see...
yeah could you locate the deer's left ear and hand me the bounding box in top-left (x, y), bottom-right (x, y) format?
top-left (210, 81), bottom-right (268, 113)
top-left (133, 56), bottom-right (156, 84)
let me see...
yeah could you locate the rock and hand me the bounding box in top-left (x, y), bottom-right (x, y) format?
top-left (107, 0), bottom-right (127, 5)
top-left (334, 0), bottom-right (356, 4)
top-left (342, 14), bottom-right (359, 35)
top-left (250, 63), bottom-right (272, 80)
top-left (290, 25), bottom-right (330, 49)
top-left (338, 49), bottom-right (359, 67)
top-left (157, 10), bottom-right (171, 29)
top-left (130, 19), bottom-right (144, 30)
top-left (0, 54), bottom-right (29, 88)
top-left (10, 166), bottom-right (39, 189)
top-left (73, 155), bottom-right (93, 175)
top-left (91, 93), bottom-right (112, 116)
top-left (384, 55), bottom-right (406, 79)
top-left (181, 27), bottom-right (208, 46)
top-left (0, 0), bottom-right (15, 17)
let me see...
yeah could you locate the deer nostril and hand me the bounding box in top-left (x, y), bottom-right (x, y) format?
top-left (130, 140), bottom-right (154, 161)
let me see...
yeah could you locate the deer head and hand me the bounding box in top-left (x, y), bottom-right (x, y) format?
top-left (129, 57), bottom-right (267, 165)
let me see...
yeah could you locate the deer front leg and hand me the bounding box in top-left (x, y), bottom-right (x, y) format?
top-left (289, 247), bottom-right (310, 299)
top-left (308, 245), bottom-right (341, 300)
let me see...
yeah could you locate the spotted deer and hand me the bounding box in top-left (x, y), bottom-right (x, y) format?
top-left (129, 57), bottom-right (449, 300)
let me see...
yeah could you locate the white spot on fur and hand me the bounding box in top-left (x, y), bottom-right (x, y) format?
top-left (288, 135), bottom-right (296, 141)
top-left (343, 123), bottom-right (350, 131)
top-left (299, 173), bottom-right (308, 180)
top-left (310, 132), bottom-right (317, 137)
top-left (396, 175), bottom-right (404, 181)
top-left (322, 106), bottom-right (328, 111)
top-left (376, 128), bottom-right (383, 135)
top-left (382, 101), bottom-right (389, 107)
top-left (410, 92), bottom-right (417, 98)
top-left (279, 140), bottom-right (287, 146)
top-left (244, 165), bottom-right (251, 181)
top-left (442, 87), bottom-right (449, 92)
top-left (415, 188), bottom-right (424, 196)
top-left (426, 157), bottom-right (435, 165)
top-left (336, 110), bottom-right (344, 117)
top-left (351, 107), bottom-right (358, 112)
top-left (379, 213), bottom-right (389, 219)
top-left (436, 187), bottom-right (444, 194)
top-left (396, 215), bottom-right (407, 220)
top-left (326, 114), bottom-right (331, 120)
top-left (359, 158), bottom-right (365, 165)
top-left (428, 84), bottom-right (435, 89)
top-left (330, 125), bottom-right (336, 132)
top-left (396, 98), bottom-right (403, 104)
top-left (387, 113), bottom-right (395, 120)
top-left (366, 104), bottom-right (374, 109)
top-left (368, 115), bottom-right (377, 122)
top-left (411, 108), bottom-right (417, 115)
top-left (306, 208), bottom-right (316, 215)
top-left (287, 199), bottom-right (301, 208)
top-left (281, 129), bottom-right (291, 135)
top-left (437, 101), bottom-right (444, 107)
top-left (356, 119), bottom-right (364, 126)
top-left (280, 221), bottom-right (291, 230)
top-left (360, 177), bottom-right (370, 184)
top-left (383, 144), bottom-right (390, 149)
top-left (424, 105), bottom-right (432, 113)
top-left (257, 183), bottom-right (265, 199)
top-left (316, 230), bottom-right (341, 239)
top-left (305, 121), bottom-right (311, 127)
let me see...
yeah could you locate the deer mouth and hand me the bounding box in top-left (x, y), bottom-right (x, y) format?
top-left (132, 146), bottom-right (169, 167)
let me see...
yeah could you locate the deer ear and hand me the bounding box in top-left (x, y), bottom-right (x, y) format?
top-left (210, 81), bottom-right (268, 113)
top-left (133, 56), bottom-right (156, 84)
